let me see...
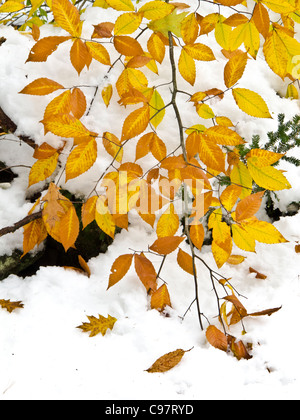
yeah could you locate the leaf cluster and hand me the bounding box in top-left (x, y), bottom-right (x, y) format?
top-left (1, 0), bottom-right (299, 360)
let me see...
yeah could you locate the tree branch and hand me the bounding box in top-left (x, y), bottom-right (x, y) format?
top-left (0, 210), bottom-right (42, 238)
top-left (0, 106), bottom-right (35, 149)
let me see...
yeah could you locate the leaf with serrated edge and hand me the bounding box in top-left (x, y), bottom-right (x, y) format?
top-left (77, 314), bottom-right (117, 337)
top-left (108, 254), bottom-right (133, 289)
top-left (146, 348), bottom-right (189, 373)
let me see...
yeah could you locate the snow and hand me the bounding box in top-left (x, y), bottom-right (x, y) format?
top-left (0, 0), bottom-right (300, 400)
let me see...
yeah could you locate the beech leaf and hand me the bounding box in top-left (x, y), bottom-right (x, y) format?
top-left (146, 348), bottom-right (191, 373)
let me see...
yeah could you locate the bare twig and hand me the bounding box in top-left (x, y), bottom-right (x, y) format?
top-left (0, 210), bottom-right (42, 238)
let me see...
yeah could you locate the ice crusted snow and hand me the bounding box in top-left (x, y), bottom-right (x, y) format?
top-left (0, 0), bottom-right (300, 400)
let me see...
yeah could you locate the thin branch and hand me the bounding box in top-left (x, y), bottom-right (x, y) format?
top-left (0, 211), bottom-right (42, 238)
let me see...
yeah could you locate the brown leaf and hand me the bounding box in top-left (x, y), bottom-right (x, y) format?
top-left (248, 306), bottom-right (281, 317)
top-left (206, 325), bottom-right (228, 352)
top-left (78, 255), bottom-right (91, 278)
top-left (146, 348), bottom-right (191, 373)
top-left (228, 335), bottom-right (252, 360)
top-left (249, 267), bottom-right (267, 279)
top-left (0, 299), bottom-right (24, 313)
top-left (295, 244), bottom-right (300, 253)
top-left (177, 248), bottom-right (195, 275)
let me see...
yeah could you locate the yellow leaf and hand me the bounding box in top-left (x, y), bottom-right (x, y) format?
top-left (29, 152), bottom-right (59, 187)
top-left (77, 314), bottom-right (117, 337)
top-left (246, 148), bottom-right (284, 166)
top-left (103, 131), bottom-right (123, 163)
top-left (232, 223), bottom-right (256, 252)
top-left (0, 1), bottom-right (24, 13)
top-left (183, 43), bottom-right (215, 61)
top-left (181, 13), bottom-right (199, 45)
top-left (215, 20), bottom-right (233, 50)
top-left (86, 41), bottom-right (111, 65)
top-left (226, 254), bottom-right (246, 265)
top-left (149, 89), bottom-right (165, 128)
top-left (42, 114), bottom-right (93, 138)
top-left (19, 78), bottom-right (64, 96)
top-left (262, 0), bottom-right (295, 14)
top-left (220, 184), bottom-right (242, 211)
top-left (224, 51), bottom-right (248, 88)
top-left (230, 161), bottom-right (252, 199)
top-left (247, 158), bottom-right (291, 190)
top-left (139, 1), bottom-right (174, 20)
top-left (196, 103), bottom-right (215, 119)
top-left (44, 90), bottom-right (72, 119)
top-left (60, 205), bottom-right (80, 251)
top-left (121, 104), bottom-right (150, 141)
top-left (65, 138), bottom-right (97, 181)
top-left (178, 48), bottom-right (196, 85)
top-left (22, 218), bottom-right (47, 257)
top-left (205, 126), bottom-right (244, 145)
top-left (232, 88), bottom-right (272, 118)
top-left (243, 219), bottom-right (288, 244)
top-left (149, 133), bottom-right (167, 162)
top-left (105, 0), bottom-right (134, 11)
top-left (263, 30), bottom-right (289, 79)
top-left (156, 203), bottom-right (179, 238)
top-left (52, 0), bottom-right (82, 37)
top-left (147, 32), bottom-right (165, 64)
top-left (198, 134), bottom-right (225, 172)
top-left (102, 84), bottom-right (113, 107)
top-left (95, 196), bottom-right (116, 238)
top-left (114, 12), bottom-right (143, 35)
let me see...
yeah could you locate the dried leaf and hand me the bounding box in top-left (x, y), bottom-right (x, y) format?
top-left (249, 267), bottom-right (267, 279)
top-left (151, 284), bottom-right (172, 312)
top-left (108, 254), bottom-right (133, 289)
top-left (77, 314), bottom-right (117, 337)
top-left (206, 325), bottom-right (228, 352)
top-left (0, 299), bottom-right (24, 313)
top-left (146, 348), bottom-right (190, 373)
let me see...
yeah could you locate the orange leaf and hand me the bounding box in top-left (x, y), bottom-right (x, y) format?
top-left (114, 35), bottom-right (143, 56)
top-left (0, 299), bottom-right (24, 313)
top-left (206, 325), bottom-right (228, 352)
top-left (42, 114), bottom-right (94, 138)
top-left (151, 284), bottom-right (172, 312)
top-left (108, 254), bottom-right (133, 289)
top-left (156, 203), bottom-right (179, 238)
top-left (70, 88), bottom-right (87, 119)
top-left (26, 36), bottom-right (71, 62)
top-left (235, 191), bottom-right (264, 221)
top-left (81, 196), bottom-right (98, 228)
top-left (19, 78), bottom-right (64, 96)
top-left (121, 104), bottom-right (150, 141)
top-left (70, 39), bottom-right (92, 75)
top-left (190, 223), bottom-right (205, 250)
top-left (134, 253), bottom-right (157, 293)
top-left (177, 248), bottom-right (195, 275)
top-left (149, 236), bottom-right (184, 255)
top-left (43, 90), bottom-right (72, 120)
top-left (78, 255), bottom-right (91, 277)
top-left (147, 32), bottom-right (165, 64)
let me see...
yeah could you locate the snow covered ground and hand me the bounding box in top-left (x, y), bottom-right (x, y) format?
top-left (0, 0), bottom-right (300, 400)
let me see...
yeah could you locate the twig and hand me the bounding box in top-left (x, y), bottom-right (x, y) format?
top-left (0, 210), bottom-right (42, 238)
